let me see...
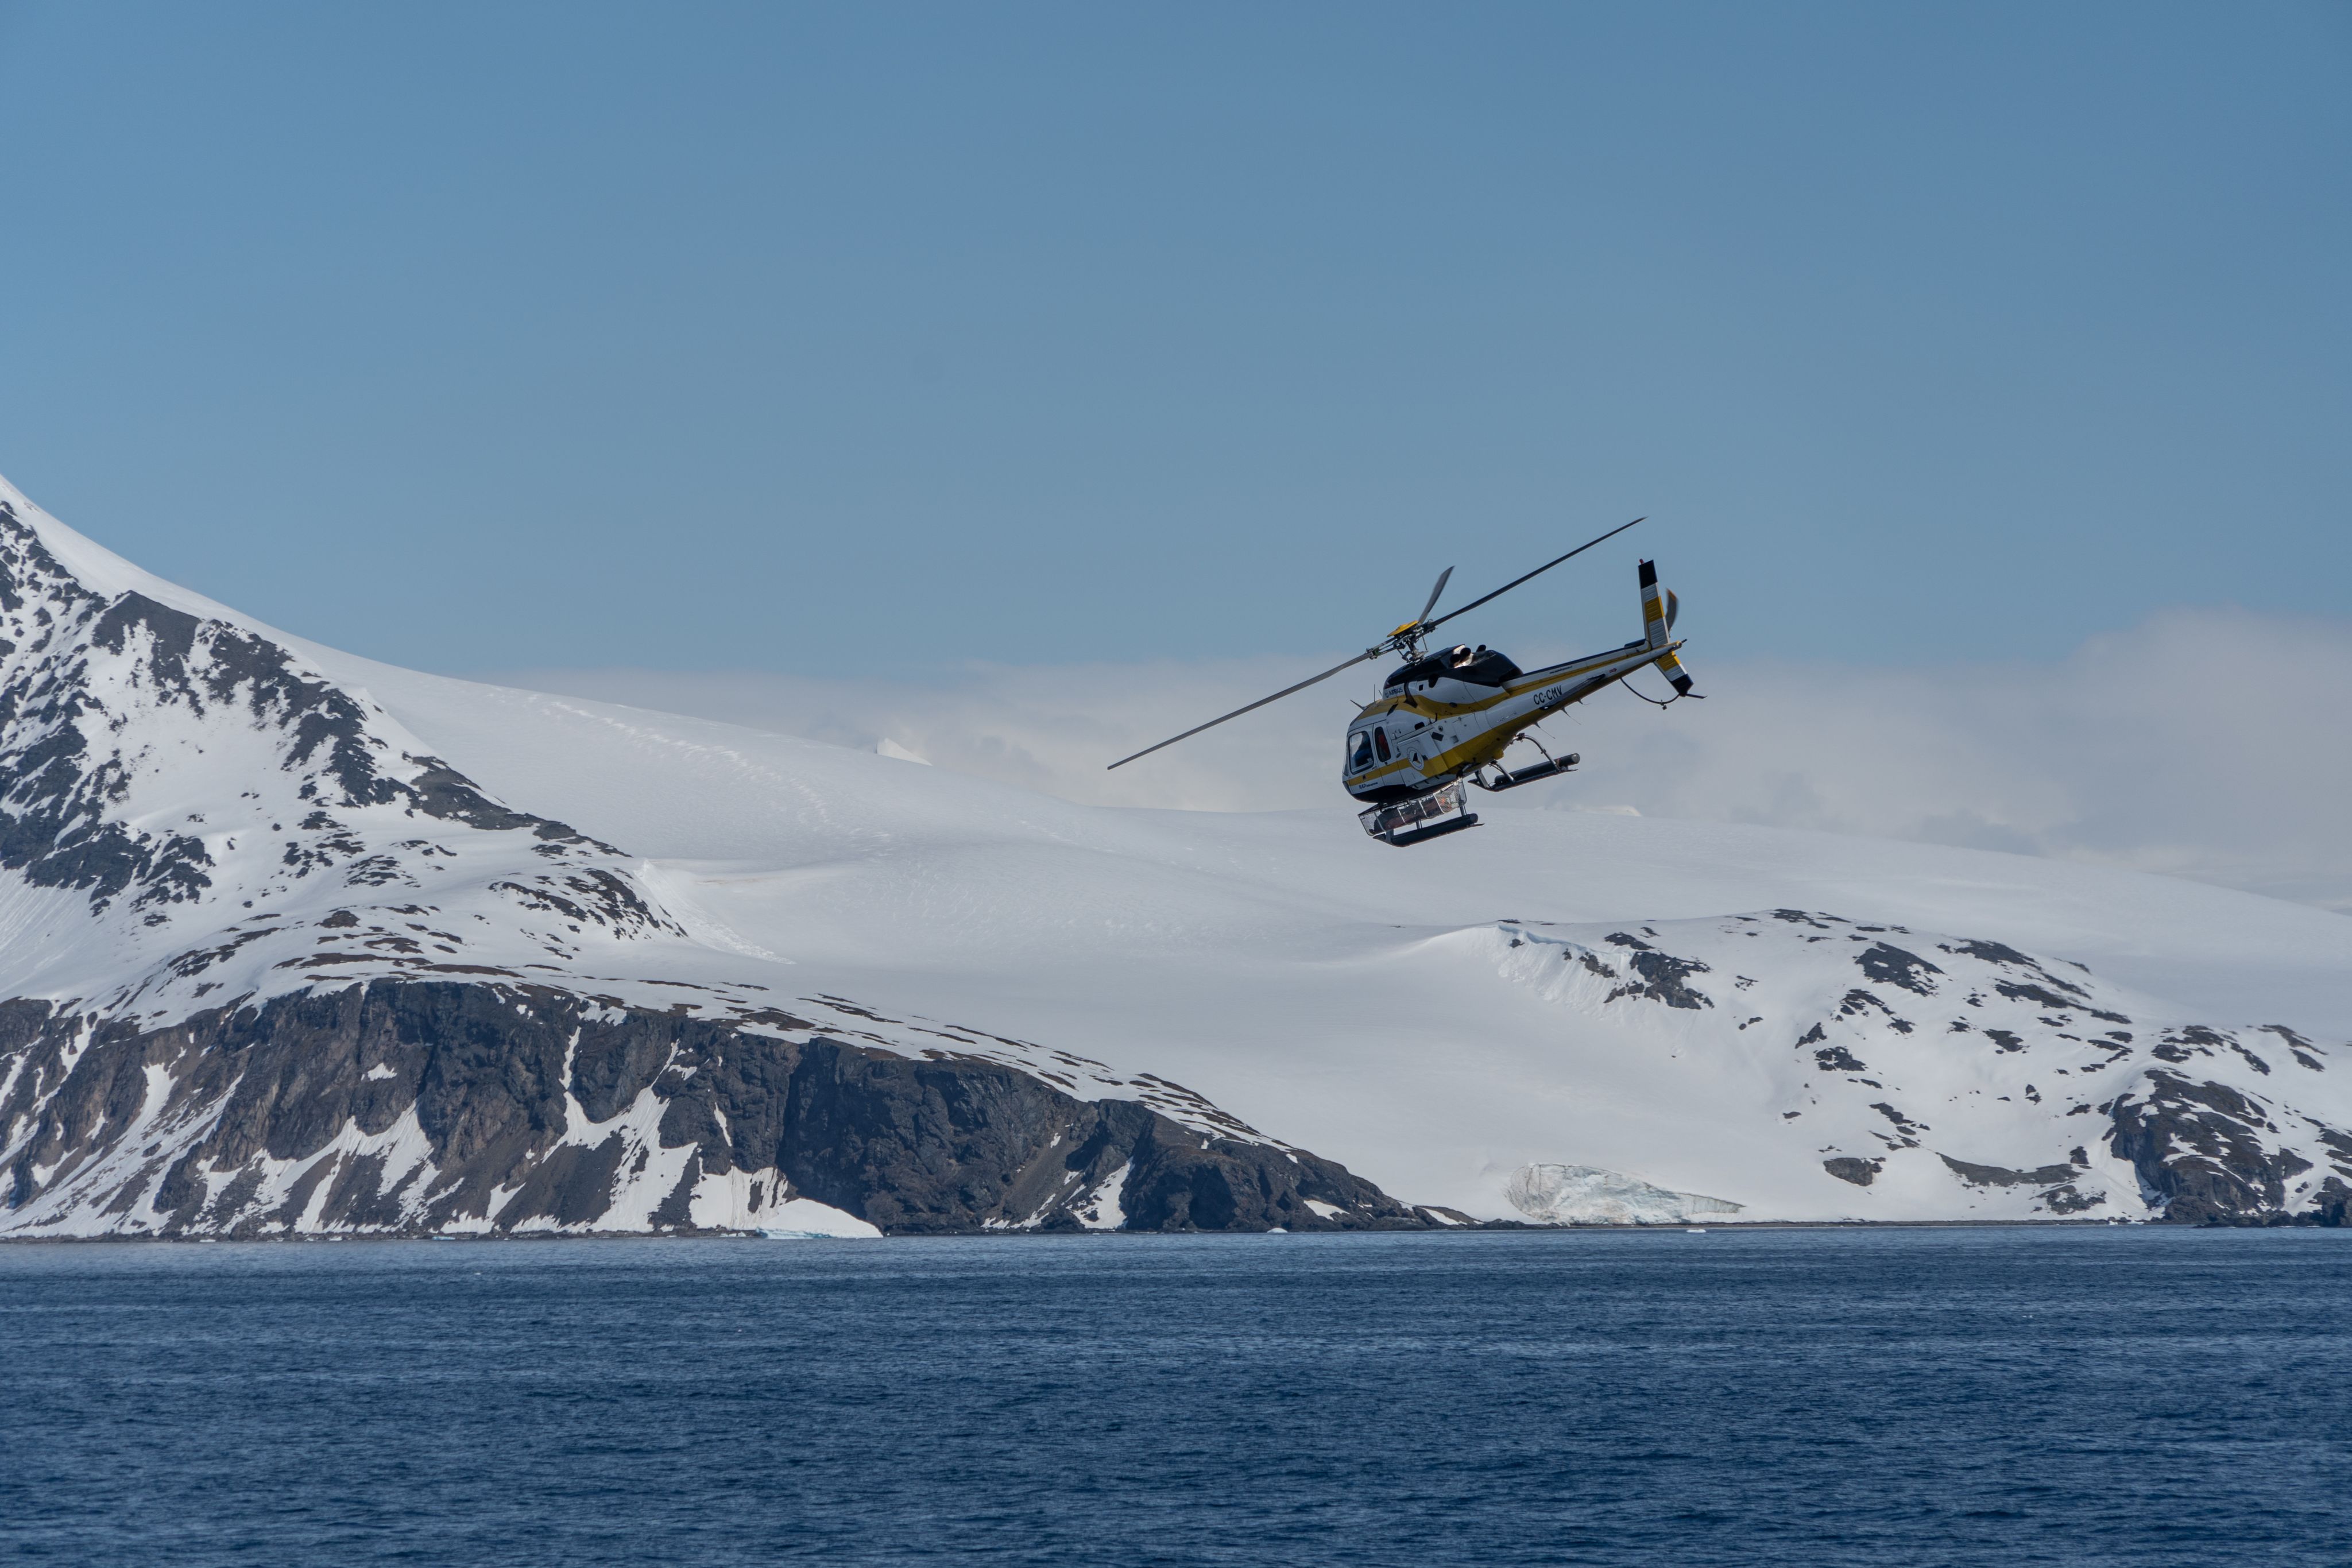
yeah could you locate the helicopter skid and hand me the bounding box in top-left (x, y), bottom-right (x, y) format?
top-left (1475, 752), bottom-right (1581, 792)
top-left (1359, 781), bottom-right (1480, 847)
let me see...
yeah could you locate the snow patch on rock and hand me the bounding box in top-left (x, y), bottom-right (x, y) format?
top-left (1074, 1161), bottom-right (1130, 1231)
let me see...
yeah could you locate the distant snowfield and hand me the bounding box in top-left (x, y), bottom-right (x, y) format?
top-left (292, 646), bottom-right (2352, 1223)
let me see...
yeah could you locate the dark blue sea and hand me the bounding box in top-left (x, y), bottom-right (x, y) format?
top-left (4, 1228), bottom-right (2348, 1566)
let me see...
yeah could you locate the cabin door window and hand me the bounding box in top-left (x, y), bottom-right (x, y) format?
top-left (1373, 727), bottom-right (1391, 762)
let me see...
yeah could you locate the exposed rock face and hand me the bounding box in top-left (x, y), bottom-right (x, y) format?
top-left (1823, 1156), bottom-right (1882, 1187)
top-left (0, 981), bottom-right (1428, 1236)
top-left (1937, 1152), bottom-right (2104, 1217)
top-left (2106, 1070), bottom-right (2352, 1226)
top-left (1600, 932), bottom-right (1713, 1009)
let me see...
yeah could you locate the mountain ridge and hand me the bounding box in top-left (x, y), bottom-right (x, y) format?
top-left (2, 473), bottom-right (2347, 1233)
top-left (0, 479), bottom-right (1430, 1236)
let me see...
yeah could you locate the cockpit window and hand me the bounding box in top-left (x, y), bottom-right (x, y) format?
top-left (1382, 643), bottom-right (1522, 692)
top-left (1349, 731), bottom-right (1374, 772)
top-left (1450, 646), bottom-right (1524, 687)
top-left (1373, 727), bottom-right (1392, 762)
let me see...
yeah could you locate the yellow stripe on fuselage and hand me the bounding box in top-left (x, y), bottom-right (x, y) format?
top-left (1356, 642), bottom-right (1682, 722)
top-left (1344, 756), bottom-right (1421, 785)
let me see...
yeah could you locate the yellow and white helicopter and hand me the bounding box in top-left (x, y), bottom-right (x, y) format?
top-left (1108, 518), bottom-right (1698, 846)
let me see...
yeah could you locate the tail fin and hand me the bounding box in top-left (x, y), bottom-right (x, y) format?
top-left (1638, 560), bottom-right (1672, 649)
top-left (1637, 559), bottom-right (1695, 696)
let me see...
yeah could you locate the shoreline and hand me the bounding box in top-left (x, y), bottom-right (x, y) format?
top-left (11, 1214), bottom-right (2344, 1245)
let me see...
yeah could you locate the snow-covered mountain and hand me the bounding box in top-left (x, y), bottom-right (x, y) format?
top-left (2, 473), bottom-right (2347, 1234)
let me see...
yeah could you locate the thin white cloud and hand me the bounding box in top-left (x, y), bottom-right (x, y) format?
top-left (484, 606), bottom-right (2352, 913)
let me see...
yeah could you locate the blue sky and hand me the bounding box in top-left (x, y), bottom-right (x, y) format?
top-left (1, 2), bottom-right (2345, 676)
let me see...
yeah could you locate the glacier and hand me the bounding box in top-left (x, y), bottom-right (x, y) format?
top-left (1506, 1164), bottom-right (1745, 1225)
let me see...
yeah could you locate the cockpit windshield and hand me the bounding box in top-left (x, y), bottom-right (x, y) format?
top-left (1348, 731), bottom-right (1375, 772)
top-left (1453, 646), bottom-right (1523, 686)
top-left (1382, 644), bottom-right (1523, 692)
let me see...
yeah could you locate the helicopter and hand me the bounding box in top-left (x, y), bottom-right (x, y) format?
top-left (1107, 518), bottom-right (1698, 846)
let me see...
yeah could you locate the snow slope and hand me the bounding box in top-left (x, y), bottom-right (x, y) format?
top-left (307, 620), bottom-right (2352, 1226)
top-left (4, 471), bottom-right (2349, 1228)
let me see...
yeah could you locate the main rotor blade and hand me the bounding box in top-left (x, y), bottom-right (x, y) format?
top-left (1417, 566), bottom-right (1454, 627)
top-left (1423, 517), bottom-right (1646, 633)
top-left (1106, 648), bottom-right (1378, 771)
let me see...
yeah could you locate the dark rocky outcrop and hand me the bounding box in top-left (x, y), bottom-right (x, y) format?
top-left (0, 979), bottom-right (1427, 1237)
top-left (1936, 1152), bottom-right (2105, 1214)
top-left (1823, 1156), bottom-right (1882, 1187)
top-left (1855, 943), bottom-right (1942, 995)
top-left (1601, 939), bottom-right (1713, 1009)
top-left (2105, 1071), bottom-right (2315, 1225)
top-left (2098, 1071), bottom-right (2352, 1225)
top-left (1938, 1153), bottom-right (2082, 1188)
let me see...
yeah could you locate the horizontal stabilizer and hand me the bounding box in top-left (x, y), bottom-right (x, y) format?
top-left (1653, 646), bottom-right (1695, 695)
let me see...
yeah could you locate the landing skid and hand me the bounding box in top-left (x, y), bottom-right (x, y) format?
top-left (1474, 750), bottom-right (1580, 792)
top-left (1360, 781), bottom-right (1480, 847)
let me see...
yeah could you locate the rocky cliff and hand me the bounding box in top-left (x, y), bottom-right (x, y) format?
top-left (2, 981), bottom-right (1429, 1236)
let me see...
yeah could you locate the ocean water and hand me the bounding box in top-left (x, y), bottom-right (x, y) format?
top-left (3, 1227), bottom-right (2347, 1566)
